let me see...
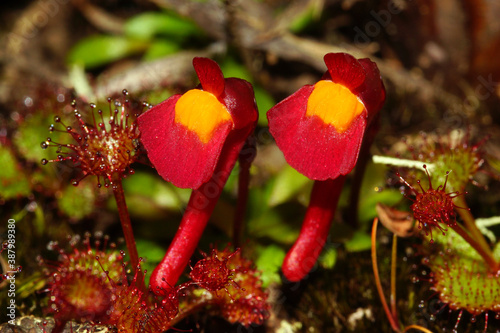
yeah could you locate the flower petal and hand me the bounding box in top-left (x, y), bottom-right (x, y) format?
top-left (354, 58), bottom-right (386, 122)
top-left (137, 96), bottom-right (232, 189)
top-left (267, 85), bottom-right (366, 180)
top-left (193, 57), bottom-right (225, 97)
top-left (220, 78), bottom-right (259, 129)
top-left (324, 53), bottom-right (366, 91)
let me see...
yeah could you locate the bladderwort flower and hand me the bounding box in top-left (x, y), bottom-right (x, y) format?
top-left (137, 57), bottom-right (258, 291)
top-left (267, 52), bottom-right (386, 282)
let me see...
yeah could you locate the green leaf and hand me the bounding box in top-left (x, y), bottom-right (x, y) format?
top-left (255, 244), bottom-right (286, 287)
top-left (344, 231), bottom-right (372, 252)
top-left (288, 0), bottom-right (322, 33)
top-left (57, 182), bottom-right (96, 220)
top-left (0, 145), bottom-right (31, 199)
top-left (142, 40), bottom-right (180, 61)
top-left (358, 162), bottom-right (402, 223)
top-left (122, 171), bottom-right (190, 217)
top-left (267, 164), bottom-right (310, 207)
top-left (247, 207), bottom-right (300, 244)
top-left (318, 246), bottom-right (337, 269)
top-left (124, 11), bottom-right (202, 41)
top-left (67, 35), bottom-right (149, 69)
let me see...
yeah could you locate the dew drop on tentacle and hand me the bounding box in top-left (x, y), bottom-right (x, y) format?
top-left (41, 158), bottom-right (48, 165)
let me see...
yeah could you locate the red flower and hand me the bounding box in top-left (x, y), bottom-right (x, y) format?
top-left (138, 57), bottom-right (257, 189)
top-left (138, 57), bottom-right (258, 290)
top-left (267, 52), bottom-right (385, 180)
top-left (267, 53), bottom-right (385, 282)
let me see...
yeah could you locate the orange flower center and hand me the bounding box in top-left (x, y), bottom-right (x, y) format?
top-left (306, 80), bottom-right (365, 133)
top-left (175, 89), bottom-right (232, 143)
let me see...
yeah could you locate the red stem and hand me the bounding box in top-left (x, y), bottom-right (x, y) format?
top-left (112, 177), bottom-right (144, 290)
top-left (233, 138), bottom-right (256, 248)
top-left (282, 176), bottom-right (346, 282)
top-left (150, 130), bottom-right (249, 292)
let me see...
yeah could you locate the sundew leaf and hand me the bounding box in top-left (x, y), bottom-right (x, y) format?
top-left (67, 35), bottom-right (149, 69)
top-left (0, 145), bottom-right (31, 199)
top-left (423, 228), bottom-right (500, 315)
top-left (124, 11), bottom-right (203, 41)
top-left (57, 182), bottom-right (96, 220)
top-left (13, 113), bottom-right (65, 163)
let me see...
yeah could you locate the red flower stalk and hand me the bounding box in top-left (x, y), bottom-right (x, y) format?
top-left (267, 52), bottom-right (385, 281)
top-left (137, 57), bottom-right (258, 291)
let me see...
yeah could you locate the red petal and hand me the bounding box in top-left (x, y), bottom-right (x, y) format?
top-left (324, 53), bottom-right (366, 91)
top-left (267, 85), bottom-right (366, 180)
top-left (220, 78), bottom-right (259, 130)
top-left (354, 58), bottom-right (386, 122)
top-left (193, 57), bottom-right (225, 97)
top-left (137, 96), bottom-right (232, 189)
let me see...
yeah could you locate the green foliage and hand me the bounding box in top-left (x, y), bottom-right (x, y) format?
top-left (288, 1), bottom-right (322, 33)
top-left (344, 231), bottom-right (372, 252)
top-left (122, 171), bottom-right (190, 218)
top-left (13, 113), bottom-right (62, 163)
top-left (358, 162), bottom-right (402, 223)
top-left (267, 164), bottom-right (310, 207)
top-left (57, 182), bottom-right (96, 220)
top-left (67, 35), bottom-right (149, 69)
top-left (425, 229), bottom-right (500, 313)
top-left (255, 244), bottom-right (286, 287)
top-left (318, 246), bottom-right (337, 269)
top-left (124, 11), bottom-right (202, 41)
top-left (0, 145), bottom-right (31, 199)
